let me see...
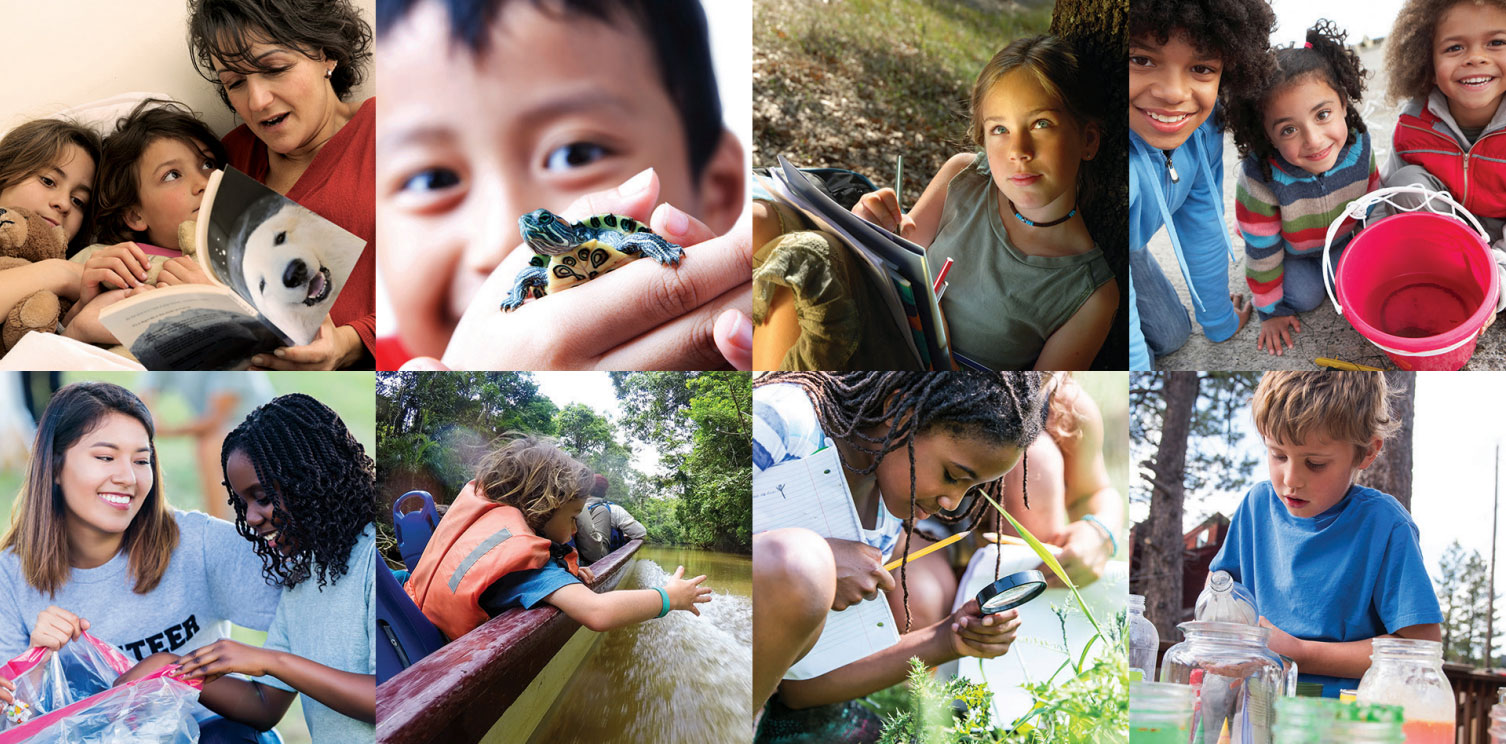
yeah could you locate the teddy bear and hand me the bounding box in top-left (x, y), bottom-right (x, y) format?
top-left (0, 205), bottom-right (70, 352)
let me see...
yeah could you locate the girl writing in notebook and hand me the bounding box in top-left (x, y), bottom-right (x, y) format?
top-left (752, 372), bottom-right (1051, 736)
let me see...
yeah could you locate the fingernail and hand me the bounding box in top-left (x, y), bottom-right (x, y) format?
top-left (251, 356), bottom-right (266, 366)
top-left (660, 203), bottom-right (691, 236)
top-left (273, 348), bottom-right (286, 358)
top-left (717, 309), bottom-right (752, 351)
top-left (618, 167), bottom-right (655, 195)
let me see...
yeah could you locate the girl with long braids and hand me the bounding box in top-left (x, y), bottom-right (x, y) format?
top-left (0, 382), bottom-right (279, 744)
top-left (171, 393), bottom-right (377, 741)
top-left (752, 372), bottom-right (1051, 734)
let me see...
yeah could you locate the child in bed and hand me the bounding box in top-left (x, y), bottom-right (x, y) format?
top-left (1127, 0), bottom-right (1274, 370)
top-left (0, 120), bottom-right (98, 338)
top-left (755, 36), bottom-right (1117, 371)
top-left (1383, 0), bottom-right (1506, 250)
top-left (1226, 21), bottom-right (1379, 356)
top-left (61, 100), bottom-right (224, 346)
top-left (405, 435), bottom-right (711, 639)
top-left (375, 0), bottom-right (749, 370)
top-left (165, 394), bottom-right (377, 740)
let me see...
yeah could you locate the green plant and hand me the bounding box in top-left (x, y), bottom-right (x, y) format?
top-left (874, 496), bottom-right (1129, 744)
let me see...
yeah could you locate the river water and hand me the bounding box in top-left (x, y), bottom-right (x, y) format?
top-left (528, 546), bottom-right (753, 743)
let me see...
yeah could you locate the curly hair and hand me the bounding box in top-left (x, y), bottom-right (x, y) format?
top-left (1226, 20), bottom-right (1368, 181)
top-left (474, 434), bottom-right (593, 534)
top-left (755, 372), bottom-right (1058, 631)
top-left (1386, 0), bottom-right (1506, 103)
top-left (187, 0), bottom-right (373, 112)
top-left (221, 393), bottom-right (376, 590)
top-left (1129, 0), bottom-right (1277, 120)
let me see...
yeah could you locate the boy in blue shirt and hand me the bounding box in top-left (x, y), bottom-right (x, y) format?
top-left (1209, 372), bottom-right (1442, 697)
top-left (1128, 0), bottom-right (1273, 369)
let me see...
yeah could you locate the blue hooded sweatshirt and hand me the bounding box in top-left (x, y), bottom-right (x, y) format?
top-left (1129, 115), bottom-right (1240, 369)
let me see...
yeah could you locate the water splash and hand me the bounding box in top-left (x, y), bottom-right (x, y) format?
top-left (529, 559), bottom-right (752, 743)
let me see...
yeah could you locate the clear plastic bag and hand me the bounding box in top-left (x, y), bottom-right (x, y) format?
top-left (0, 633), bottom-right (202, 744)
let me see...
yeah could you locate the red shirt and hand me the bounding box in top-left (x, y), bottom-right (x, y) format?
top-left (223, 98), bottom-right (377, 367)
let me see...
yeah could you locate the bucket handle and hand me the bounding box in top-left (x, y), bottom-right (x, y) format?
top-left (1322, 186), bottom-right (1490, 315)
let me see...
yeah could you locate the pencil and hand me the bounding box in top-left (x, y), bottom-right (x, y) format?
top-left (884, 530), bottom-right (970, 571)
top-left (896, 154), bottom-right (904, 212)
top-left (1315, 357), bottom-right (1383, 371)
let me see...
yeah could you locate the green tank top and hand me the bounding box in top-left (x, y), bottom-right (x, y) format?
top-left (929, 154), bottom-right (1114, 370)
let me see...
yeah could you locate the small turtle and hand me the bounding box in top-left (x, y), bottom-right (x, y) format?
top-left (500, 209), bottom-right (684, 311)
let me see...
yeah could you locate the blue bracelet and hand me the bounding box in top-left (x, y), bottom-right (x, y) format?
top-left (654, 587), bottom-right (670, 618)
top-left (1082, 514), bottom-right (1118, 556)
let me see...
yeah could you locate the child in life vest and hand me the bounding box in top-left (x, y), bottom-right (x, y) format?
top-left (1226, 21), bottom-right (1379, 356)
top-left (405, 435), bottom-right (711, 639)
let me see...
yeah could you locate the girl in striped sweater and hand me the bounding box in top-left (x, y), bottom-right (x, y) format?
top-left (1228, 20), bottom-right (1378, 356)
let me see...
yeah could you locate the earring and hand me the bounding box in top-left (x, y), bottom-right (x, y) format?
top-left (325, 66), bottom-right (334, 80)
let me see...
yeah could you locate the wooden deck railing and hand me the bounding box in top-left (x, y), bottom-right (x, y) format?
top-left (376, 539), bottom-right (643, 744)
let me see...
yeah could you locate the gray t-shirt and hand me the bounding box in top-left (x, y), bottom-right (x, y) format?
top-left (0, 510), bottom-right (279, 662)
top-left (256, 523), bottom-right (376, 742)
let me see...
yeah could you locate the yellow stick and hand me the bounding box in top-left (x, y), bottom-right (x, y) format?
top-left (1315, 357), bottom-right (1383, 371)
top-left (883, 530), bottom-right (971, 572)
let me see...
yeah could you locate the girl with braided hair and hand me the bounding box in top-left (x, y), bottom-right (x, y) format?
top-left (752, 372), bottom-right (1051, 729)
top-left (170, 393), bottom-right (377, 741)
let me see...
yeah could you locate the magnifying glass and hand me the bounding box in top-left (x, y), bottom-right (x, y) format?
top-left (976, 570), bottom-right (1047, 614)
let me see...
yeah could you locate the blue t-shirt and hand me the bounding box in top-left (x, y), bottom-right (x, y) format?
top-left (479, 547), bottom-right (582, 612)
top-left (1209, 482), bottom-right (1442, 696)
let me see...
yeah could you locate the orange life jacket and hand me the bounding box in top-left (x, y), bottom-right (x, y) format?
top-left (404, 481), bottom-right (582, 639)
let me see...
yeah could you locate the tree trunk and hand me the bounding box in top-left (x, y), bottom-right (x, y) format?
top-left (1051, 0), bottom-right (1127, 369)
top-left (1359, 371), bottom-right (1415, 511)
top-left (1143, 372), bottom-right (1199, 638)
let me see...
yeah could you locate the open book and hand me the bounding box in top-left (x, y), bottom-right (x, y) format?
top-left (757, 156), bottom-right (952, 369)
top-left (753, 447), bottom-right (899, 679)
top-left (98, 167), bottom-right (365, 370)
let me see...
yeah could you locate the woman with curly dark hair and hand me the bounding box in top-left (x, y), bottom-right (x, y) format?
top-left (187, 0), bottom-right (377, 370)
top-left (1127, 0), bottom-right (1275, 370)
top-left (1225, 20), bottom-right (1377, 357)
top-left (1383, 0), bottom-right (1506, 249)
top-left (173, 393), bottom-right (376, 740)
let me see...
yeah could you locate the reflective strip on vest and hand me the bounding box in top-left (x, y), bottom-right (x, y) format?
top-left (448, 528), bottom-right (514, 592)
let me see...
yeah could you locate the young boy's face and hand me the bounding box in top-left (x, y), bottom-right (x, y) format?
top-left (1432, 2), bottom-right (1506, 130)
top-left (1263, 432), bottom-right (1380, 518)
top-left (378, 1), bottom-right (706, 357)
top-left (126, 137), bottom-right (216, 249)
top-left (1128, 32), bottom-right (1222, 151)
top-left (543, 496), bottom-right (586, 544)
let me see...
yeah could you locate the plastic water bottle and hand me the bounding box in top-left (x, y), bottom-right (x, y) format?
top-left (1127, 594), bottom-right (1160, 681)
top-left (1195, 571), bottom-right (1259, 625)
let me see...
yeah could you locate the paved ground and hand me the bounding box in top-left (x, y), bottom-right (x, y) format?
top-left (1147, 44), bottom-right (1506, 370)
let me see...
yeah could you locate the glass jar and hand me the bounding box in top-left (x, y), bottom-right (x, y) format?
top-left (1160, 621), bottom-right (1295, 744)
top-left (1195, 571), bottom-right (1258, 625)
top-left (1128, 594), bottom-right (1160, 682)
top-left (1274, 697), bottom-right (1343, 744)
top-left (1355, 638), bottom-right (1454, 743)
top-left (1130, 681), bottom-right (1195, 743)
top-left (1327, 703), bottom-right (1405, 743)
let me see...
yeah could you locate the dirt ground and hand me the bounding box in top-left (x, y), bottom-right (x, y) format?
top-left (1147, 43), bottom-right (1506, 370)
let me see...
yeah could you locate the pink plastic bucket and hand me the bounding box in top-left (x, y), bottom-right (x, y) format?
top-left (1333, 211), bottom-right (1498, 371)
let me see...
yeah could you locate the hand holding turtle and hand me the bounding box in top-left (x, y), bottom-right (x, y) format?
top-left (443, 169), bottom-right (752, 370)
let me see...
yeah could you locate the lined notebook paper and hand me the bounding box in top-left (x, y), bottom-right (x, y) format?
top-left (754, 447), bottom-right (899, 679)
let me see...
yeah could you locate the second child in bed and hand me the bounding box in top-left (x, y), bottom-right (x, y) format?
top-left (62, 100), bottom-right (224, 346)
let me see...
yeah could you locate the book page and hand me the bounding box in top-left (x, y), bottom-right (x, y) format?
top-left (753, 448), bottom-right (900, 679)
top-left (97, 285), bottom-right (286, 370)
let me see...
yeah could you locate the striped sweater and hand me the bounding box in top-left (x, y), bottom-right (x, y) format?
top-left (1236, 130), bottom-right (1378, 313)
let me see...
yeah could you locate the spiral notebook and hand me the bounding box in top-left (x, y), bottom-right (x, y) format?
top-left (753, 447), bottom-right (899, 679)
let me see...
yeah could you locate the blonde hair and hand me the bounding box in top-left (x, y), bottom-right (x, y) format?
top-left (474, 434), bottom-right (592, 533)
top-left (0, 383), bottom-right (178, 597)
top-left (1252, 372), bottom-right (1398, 459)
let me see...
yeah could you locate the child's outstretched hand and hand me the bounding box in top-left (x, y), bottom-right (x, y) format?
top-left (175, 639), bottom-right (276, 685)
top-left (30, 606), bottom-right (88, 651)
top-left (0, 676), bottom-right (12, 705)
top-left (664, 565), bottom-right (713, 616)
top-left (852, 188), bottom-right (918, 240)
top-left (443, 169), bottom-right (752, 370)
top-left (1257, 315), bottom-right (1301, 356)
